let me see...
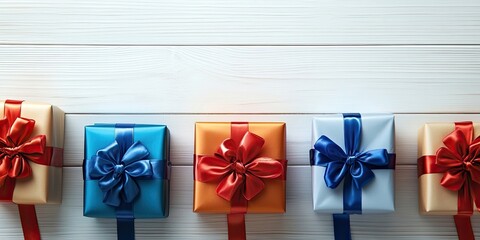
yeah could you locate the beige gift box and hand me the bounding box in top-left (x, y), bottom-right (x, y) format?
top-left (418, 122), bottom-right (480, 215)
top-left (0, 100), bottom-right (64, 204)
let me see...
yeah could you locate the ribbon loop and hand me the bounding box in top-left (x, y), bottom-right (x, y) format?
top-left (313, 136), bottom-right (347, 163)
top-left (237, 132), bottom-right (265, 164)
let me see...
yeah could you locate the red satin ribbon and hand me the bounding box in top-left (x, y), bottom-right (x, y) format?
top-left (18, 205), bottom-right (41, 240)
top-left (1, 100), bottom-right (47, 240)
top-left (454, 215), bottom-right (475, 240)
top-left (196, 122), bottom-right (286, 240)
top-left (419, 122), bottom-right (480, 240)
top-left (227, 124), bottom-right (248, 240)
top-left (227, 213), bottom-right (246, 240)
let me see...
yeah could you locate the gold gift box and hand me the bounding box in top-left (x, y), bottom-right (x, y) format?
top-left (418, 123), bottom-right (480, 215)
top-left (0, 100), bottom-right (64, 204)
top-left (193, 122), bottom-right (287, 213)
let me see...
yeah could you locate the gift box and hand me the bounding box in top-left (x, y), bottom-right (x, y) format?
top-left (83, 123), bottom-right (170, 219)
top-left (0, 99), bottom-right (64, 239)
top-left (194, 122), bottom-right (287, 239)
top-left (418, 121), bottom-right (480, 240)
top-left (310, 114), bottom-right (395, 239)
top-left (0, 100), bottom-right (64, 204)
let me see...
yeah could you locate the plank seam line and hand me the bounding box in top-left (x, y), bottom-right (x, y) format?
top-left (65, 113), bottom-right (480, 115)
top-left (1, 43), bottom-right (480, 47)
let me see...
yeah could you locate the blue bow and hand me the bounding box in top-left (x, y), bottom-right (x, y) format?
top-left (89, 140), bottom-right (153, 207)
top-left (313, 135), bottom-right (389, 190)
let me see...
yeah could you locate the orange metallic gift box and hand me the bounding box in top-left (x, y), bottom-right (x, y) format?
top-left (193, 122), bottom-right (287, 213)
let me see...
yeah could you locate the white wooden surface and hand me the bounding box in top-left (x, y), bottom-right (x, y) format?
top-left (1, 46), bottom-right (480, 113)
top-left (0, 0), bottom-right (480, 45)
top-left (1, 0), bottom-right (480, 239)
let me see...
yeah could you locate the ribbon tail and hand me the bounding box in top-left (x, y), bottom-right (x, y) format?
top-left (116, 202), bottom-right (135, 240)
top-left (227, 213), bottom-right (246, 240)
top-left (454, 215), bottom-right (475, 240)
top-left (333, 213), bottom-right (352, 240)
top-left (117, 218), bottom-right (135, 240)
top-left (343, 174), bottom-right (362, 214)
top-left (18, 204), bottom-right (41, 240)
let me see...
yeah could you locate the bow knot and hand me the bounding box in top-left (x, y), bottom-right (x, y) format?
top-left (313, 135), bottom-right (389, 190)
top-left (197, 131), bottom-right (284, 201)
top-left (0, 117), bottom-right (46, 186)
top-left (232, 161), bottom-right (246, 174)
top-left (89, 141), bottom-right (153, 207)
top-left (113, 164), bottom-right (125, 178)
top-left (345, 156), bottom-right (357, 165)
top-left (436, 125), bottom-right (480, 211)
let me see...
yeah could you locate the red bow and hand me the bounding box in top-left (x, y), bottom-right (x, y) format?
top-left (0, 117), bottom-right (46, 187)
top-left (197, 131), bottom-right (284, 201)
top-left (436, 124), bottom-right (480, 212)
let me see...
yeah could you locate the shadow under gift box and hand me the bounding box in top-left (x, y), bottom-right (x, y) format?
top-left (0, 100), bottom-right (64, 204)
top-left (418, 123), bottom-right (480, 215)
top-left (83, 124), bottom-right (170, 218)
top-left (311, 114), bottom-right (395, 213)
top-left (193, 122), bottom-right (287, 213)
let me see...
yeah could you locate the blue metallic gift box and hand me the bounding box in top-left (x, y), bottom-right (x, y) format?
top-left (83, 124), bottom-right (170, 218)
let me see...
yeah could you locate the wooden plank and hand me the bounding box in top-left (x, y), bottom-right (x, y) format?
top-left (63, 113), bottom-right (480, 166)
top-left (1, 46), bottom-right (480, 113)
top-left (0, 1), bottom-right (480, 45)
top-left (0, 166), bottom-right (473, 239)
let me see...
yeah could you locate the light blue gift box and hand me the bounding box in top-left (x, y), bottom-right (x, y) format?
top-left (311, 114), bottom-right (395, 214)
top-left (83, 124), bottom-right (170, 218)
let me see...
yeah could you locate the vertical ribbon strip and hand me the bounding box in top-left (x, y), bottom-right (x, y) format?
top-left (227, 123), bottom-right (249, 240)
top-left (342, 113), bottom-right (363, 214)
top-left (196, 122), bottom-right (287, 240)
top-left (18, 205), bottom-right (41, 240)
top-left (333, 213), bottom-right (351, 240)
top-left (114, 124), bottom-right (136, 240)
top-left (310, 114), bottom-right (394, 240)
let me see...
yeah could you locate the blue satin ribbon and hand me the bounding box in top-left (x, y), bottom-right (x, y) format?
top-left (87, 123), bottom-right (162, 240)
top-left (333, 213), bottom-right (351, 240)
top-left (310, 114), bottom-right (395, 240)
top-left (117, 217), bottom-right (135, 240)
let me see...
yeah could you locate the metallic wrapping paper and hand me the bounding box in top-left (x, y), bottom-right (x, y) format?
top-left (193, 122), bottom-right (287, 213)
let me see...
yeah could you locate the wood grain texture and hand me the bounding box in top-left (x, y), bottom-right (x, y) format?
top-left (1, 0), bottom-right (480, 45)
top-left (1, 46), bottom-right (480, 113)
top-left (1, 1), bottom-right (479, 237)
top-left (63, 113), bottom-right (480, 166)
top-left (0, 166), bottom-right (475, 240)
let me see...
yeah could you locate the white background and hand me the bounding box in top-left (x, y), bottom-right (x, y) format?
top-left (1, 0), bottom-right (480, 239)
